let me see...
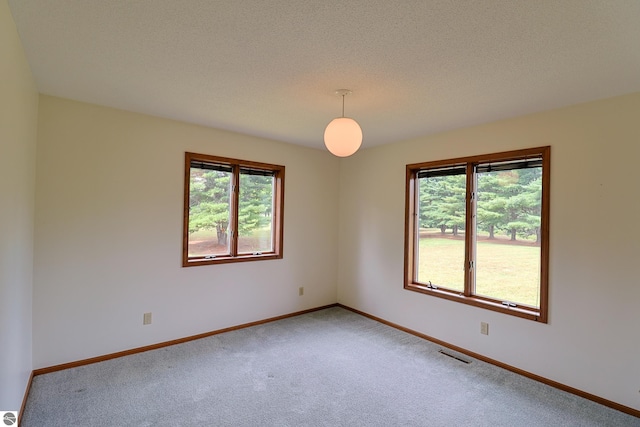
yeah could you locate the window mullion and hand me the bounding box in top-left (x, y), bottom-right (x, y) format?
top-left (272, 170), bottom-right (284, 254)
top-left (464, 163), bottom-right (475, 297)
top-left (470, 165), bottom-right (478, 297)
top-left (230, 165), bottom-right (240, 257)
top-left (411, 172), bottom-right (420, 283)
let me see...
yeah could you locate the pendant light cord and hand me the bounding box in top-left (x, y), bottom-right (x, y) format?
top-left (342, 94), bottom-right (345, 118)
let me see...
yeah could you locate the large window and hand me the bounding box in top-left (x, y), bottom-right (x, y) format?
top-left (405, 147), bottom-right (550, 322)
top-left (183, 152), bottom-right (284, 266)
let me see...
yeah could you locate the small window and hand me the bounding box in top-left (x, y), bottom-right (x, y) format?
top-left (183, 152), bottom-right (284, 266)
top-left (405, 147), bottom-right (550, 322)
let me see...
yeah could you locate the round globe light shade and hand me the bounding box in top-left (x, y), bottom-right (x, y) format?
top-left (323, 117), bottom-right (363, 157)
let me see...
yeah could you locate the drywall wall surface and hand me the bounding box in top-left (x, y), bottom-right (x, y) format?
top-left (0, 0), bottom-right (38, 410)
top-left (33, 96), bottom-right (339, 368)
top-left (337, 93), bottom-right (640, 410)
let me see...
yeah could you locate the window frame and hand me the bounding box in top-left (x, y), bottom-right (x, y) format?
top-left (404, 146), bottom-right (550, 322)
top-left (182, 152), bottom-right (285, 267)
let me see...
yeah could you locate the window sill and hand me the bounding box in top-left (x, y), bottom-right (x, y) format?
top-left (404, 282), bottom-right (546, 323)
top-left (183, 253), bottom-right (282, 267)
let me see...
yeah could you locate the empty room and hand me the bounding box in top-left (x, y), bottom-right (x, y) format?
top-left (2, 1), bottom-right (640, 425)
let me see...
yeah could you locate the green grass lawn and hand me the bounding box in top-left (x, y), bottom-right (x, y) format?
top-left (417, 237), bottom-right (540, 307)
top-left (189, 227), bottom-right (273, 256)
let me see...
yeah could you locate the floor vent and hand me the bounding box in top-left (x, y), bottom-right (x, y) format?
top-left (439, 349), bottom-right (471, 364)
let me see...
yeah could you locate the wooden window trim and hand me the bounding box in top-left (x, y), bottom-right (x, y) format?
top-left (404, 147), bottom-right (550, 323)
top-left (182, 152), bottom-right (285, 267)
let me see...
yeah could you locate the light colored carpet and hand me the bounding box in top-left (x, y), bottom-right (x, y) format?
top-left (22, 307), bottom-right (640, 426)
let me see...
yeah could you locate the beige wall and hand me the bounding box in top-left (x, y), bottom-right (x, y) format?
top-left (337, 92), bottom-right (640, 410)
top-left (33, 96), bottom-right (340, 368)
top-left (0, 0), bottom-right (38, 410)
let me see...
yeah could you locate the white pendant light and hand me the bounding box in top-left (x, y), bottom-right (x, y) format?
top-left (324, 89), bottom-right (362, 157)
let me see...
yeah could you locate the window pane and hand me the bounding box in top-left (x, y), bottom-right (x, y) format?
top-left (188, 166), bottom-right (232, 257)
top-left (475, 166), bottom-right (542, 307)
top-left (416, 172), bottom-right (466, 292)
top-left (238, 171), bottom-right (274, 254)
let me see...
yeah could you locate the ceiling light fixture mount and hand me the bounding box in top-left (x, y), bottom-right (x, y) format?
top-left (324, 89), bottom-right (362, 157)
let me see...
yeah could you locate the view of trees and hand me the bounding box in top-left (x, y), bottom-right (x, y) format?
top-left (418, 166), bottom-right (542, 243)
top-left (189, 168), bottom-right (232, 247)
top-left (238, 173), bottom-right (275, 232)
top-left (189, 167), bottom-right (274, 250)
top-left (419, 173), bottom-right (466, 237)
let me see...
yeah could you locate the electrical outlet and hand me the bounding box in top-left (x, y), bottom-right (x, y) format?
top-left (143, 312), bottom-right (152, 325)
top-left (480, 322), bottom-right (489, 335)
top-left (299, 287), bottom-right (304, 296)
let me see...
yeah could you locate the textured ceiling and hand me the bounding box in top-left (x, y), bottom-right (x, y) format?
top-left (8, 0), bottom-right (640, 151)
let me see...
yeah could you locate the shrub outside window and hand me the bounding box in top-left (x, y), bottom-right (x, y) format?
top-left (183, 152), bottom-right (284, 266)
top-left (405, 147), bottom-right (550, 322)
